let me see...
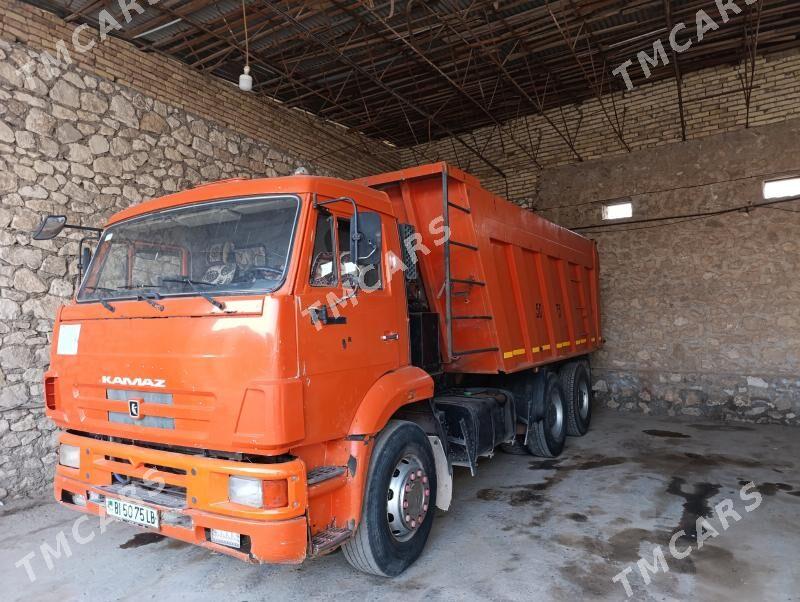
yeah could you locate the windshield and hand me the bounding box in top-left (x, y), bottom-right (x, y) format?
top-left (78, 195), bottom-right (300, 302)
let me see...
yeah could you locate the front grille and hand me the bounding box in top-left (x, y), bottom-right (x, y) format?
top-left (68, 430), bottom-right (295, 463)
top-left (106, 455), bottom-right (132, 465)
top-left (103, 456), bottom-right (186, 476)
top-left (106, 388), bottom-right (173, 405)
top-left (106, 387), bottom-right (175, 429)
top-left (108, 412), bottom-right (175, 429)
top-left (98, 478), bottom-right (187, 509)
top-left (143, 463), bottom-right (187, 476)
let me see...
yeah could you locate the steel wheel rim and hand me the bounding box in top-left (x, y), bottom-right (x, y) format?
top-left (386, 453), bottom-right (430, 542)
top-left (549, 389), bottom-right (564, 439)
top-left (579, 380), bottom-right (590, 420)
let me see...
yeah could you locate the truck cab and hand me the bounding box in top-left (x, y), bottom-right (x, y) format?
top-left (45, 175), bottom-right (434, 567)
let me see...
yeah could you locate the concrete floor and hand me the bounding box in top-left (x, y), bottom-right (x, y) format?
top-left (1, 409), bottom-right (798, 601)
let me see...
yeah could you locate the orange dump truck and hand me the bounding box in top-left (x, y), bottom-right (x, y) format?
top-left (36, 162), bottom-right (601, 576)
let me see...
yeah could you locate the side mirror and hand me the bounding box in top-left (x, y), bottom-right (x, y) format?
top-left (32, 215), bottom-right (67, 240)
top-left (350, 212), bottom-right (381, 267)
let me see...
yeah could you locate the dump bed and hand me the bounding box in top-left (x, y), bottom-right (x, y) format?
top-left (358, 162), bottom-right (602, 375)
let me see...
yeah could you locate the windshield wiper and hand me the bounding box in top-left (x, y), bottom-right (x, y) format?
top-left (112, 285), bottom-right (165, 311)
top-left (137, 292), bottom-right (165, 312)
top-left (161, 277), bottom-right (227, 311)
top-left (83, 287), bottom-right (116, 313)
top-left (98, 297), bottom-right (116, 313)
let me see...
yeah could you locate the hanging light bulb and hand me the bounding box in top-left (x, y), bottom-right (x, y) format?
top-left (239, 0), bottom-right (252, 92)
top-left (239, 65), bottom-right (252, 92)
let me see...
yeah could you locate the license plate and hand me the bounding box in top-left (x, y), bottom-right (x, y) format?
top-left (106, 497), bottom-right (160, 529)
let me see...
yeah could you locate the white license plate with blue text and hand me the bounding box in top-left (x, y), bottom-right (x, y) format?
top-left (106, 497), bottom-right (160, 529)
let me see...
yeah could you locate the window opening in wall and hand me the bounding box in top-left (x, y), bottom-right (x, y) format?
top-left (602, 201), bottom-right (633, 220)
top-left (763, 177), bottom-right (800, 200)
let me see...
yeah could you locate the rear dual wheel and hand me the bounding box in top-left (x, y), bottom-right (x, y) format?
top-left (500, 370), bottom-right (567, 458)
top-left (561, 361), bottom-right (592, 436)
top-left (343, 420), bottom-right (436, 577)
top-left (525, 371), bottom-right (567, 458)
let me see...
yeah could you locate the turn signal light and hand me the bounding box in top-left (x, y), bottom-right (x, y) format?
top-left (262, 479), bottom-right (288, 509)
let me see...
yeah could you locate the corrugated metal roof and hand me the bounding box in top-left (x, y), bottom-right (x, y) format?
top-left (16, 0), bottom-right (800, 147)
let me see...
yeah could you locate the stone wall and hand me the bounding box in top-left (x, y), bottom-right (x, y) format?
top-left (536, 119), bottom-right (800, 425)
top-left (0, 12), bottom-right (399, 500)
top-left (0, 0), bottom-right (400, 179)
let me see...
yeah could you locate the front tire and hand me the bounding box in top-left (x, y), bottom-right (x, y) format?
top-left (526, 372), bottom-right (567, 458)
top-left (342, 420), bottom-right (437, 577)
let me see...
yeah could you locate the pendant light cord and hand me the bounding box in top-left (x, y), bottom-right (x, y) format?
top-left (242, 0), bottom-right (249, 68)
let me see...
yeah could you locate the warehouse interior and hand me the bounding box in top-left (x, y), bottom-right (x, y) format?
top-left (0, 0), bottom-right (799, 599)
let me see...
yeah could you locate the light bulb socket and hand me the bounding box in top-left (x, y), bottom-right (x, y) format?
top-left (239, 66), bottom-right (252, 92)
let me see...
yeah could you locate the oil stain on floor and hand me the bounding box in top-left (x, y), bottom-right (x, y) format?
top-left (120, 532), bottom-right (166, 549)
top-left (476, 455), bottom-right (628, 507)
top-left (737, 480), bottom-right (797, 497)
top-left (665, 477), bottom-right (721, 541)
top-left (643, 429), bottom-right (691, 438)
top-left (472, 426), bottom-right (784, 598)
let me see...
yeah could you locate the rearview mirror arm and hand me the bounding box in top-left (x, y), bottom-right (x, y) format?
top-left (312, 195), bottom-right (360, 266)
top-left (77, 232), bottom-right (101, 285)
top-left (68, 224), bottom-right (103, 234)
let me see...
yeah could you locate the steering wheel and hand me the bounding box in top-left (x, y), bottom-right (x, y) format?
top-left (240, 266), bottom-right (283, 283)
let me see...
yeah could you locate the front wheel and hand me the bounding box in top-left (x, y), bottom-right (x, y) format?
top-left (342, 420), bottom-right (437, 576)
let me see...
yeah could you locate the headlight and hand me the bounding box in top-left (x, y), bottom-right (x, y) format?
top-left (228, 476), bottom-right (262, 507)
top-left (59, 444), bottom-right (80, 469)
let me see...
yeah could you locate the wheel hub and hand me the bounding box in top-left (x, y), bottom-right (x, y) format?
top-left (386, 453), bottom-right (430, 541)
top-left (549, 389), bottom-right (564, 439)
top-left (579, 380), bottom-right (590, 420)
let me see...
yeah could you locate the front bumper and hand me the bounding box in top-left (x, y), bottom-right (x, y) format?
top-left (55, 431), bottom-right (309, 564)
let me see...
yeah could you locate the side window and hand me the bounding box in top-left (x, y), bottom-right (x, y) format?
top-left (310, 212), bottom-right (336, 287)
top-left (338, 218), bottom-right (382, 290)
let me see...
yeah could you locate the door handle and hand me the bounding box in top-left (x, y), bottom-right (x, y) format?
top-left (381, 332), bottom-right (399, 341)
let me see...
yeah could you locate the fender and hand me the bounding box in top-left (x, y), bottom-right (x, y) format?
top-left (348, 366), bottom-right (434, 436)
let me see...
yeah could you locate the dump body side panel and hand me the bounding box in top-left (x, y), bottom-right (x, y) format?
top-left (357, 163), bottom-right (602, 375)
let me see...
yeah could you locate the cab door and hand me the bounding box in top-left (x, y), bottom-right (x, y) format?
top-left (295, 201), bottom-right (405, 442)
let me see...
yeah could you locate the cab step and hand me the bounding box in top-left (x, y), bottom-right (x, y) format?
top-left (310, 527), bottom-right (352, 556)
top-left (307, 465), bottom-right (346, 486)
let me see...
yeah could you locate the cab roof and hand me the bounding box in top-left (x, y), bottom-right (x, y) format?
top-left (105, 175), bottom-right (392, 227)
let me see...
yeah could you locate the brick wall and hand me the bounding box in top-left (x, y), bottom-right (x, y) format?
top-left (0, 0), bottom-right (401, 501)
top-left (402, 50), bottom-right (800, 206)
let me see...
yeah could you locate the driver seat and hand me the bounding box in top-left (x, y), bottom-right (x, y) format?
top-left (203, 242), bottom-right (237, 285)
